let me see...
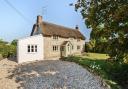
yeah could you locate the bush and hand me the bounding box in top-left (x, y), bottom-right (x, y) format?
top-left (62, 55), bottom-right (128, 89)
top-left (0, 54), bottom-right (3, 60)
top-left (0, 39), bottom-right (17, 58)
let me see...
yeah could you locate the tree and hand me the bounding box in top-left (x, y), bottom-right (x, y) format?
top-left (0, 39), bottom-right (9, 58)
top-left (11, 39), bottom-right (17, 46)
top-left (74, 0), bottom-right (128, 62)
top-left (9, 39), bottom-right (17, 57)
top-left (0, 39), bottom-right (17, 58)
top-left (0, 39), bottom-right (8, 44)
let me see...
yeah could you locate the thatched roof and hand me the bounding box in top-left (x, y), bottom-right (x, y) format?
top-left (31, 21), bottom-right (85, 40)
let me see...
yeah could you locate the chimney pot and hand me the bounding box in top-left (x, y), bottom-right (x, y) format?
top-left (75, 25), bottom-right (79, 30)
top-left (37, 15), bottom-right (42, 24)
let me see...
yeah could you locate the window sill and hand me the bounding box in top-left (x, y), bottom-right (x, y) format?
top-left (27, 52), bottom-right (38, 54)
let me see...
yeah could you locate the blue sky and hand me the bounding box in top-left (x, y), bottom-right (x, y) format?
top-left (0, 0), bottom-right (91, 42)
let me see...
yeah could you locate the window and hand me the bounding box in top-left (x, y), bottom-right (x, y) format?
top-left (53, 35), bottom-right (59, 40)
top-left (53, 45), bottom-right (59, 51)
top-left (77, 39), bottom-right (81, 42)
top-left (70, 38), bottom-right (73, 40)
top-left (77, 45), bottom-right (80, 50)
top-left (27, 45), bottom-right (37, 53)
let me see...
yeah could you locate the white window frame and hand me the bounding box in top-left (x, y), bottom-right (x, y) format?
top-left (53, 45), bottom-right (59, 52)
top-left (27, 44), bottom-right (38, 53)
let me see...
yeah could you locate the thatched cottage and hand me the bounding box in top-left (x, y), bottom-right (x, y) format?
top-left (17, 16), bottom-right (85, 63)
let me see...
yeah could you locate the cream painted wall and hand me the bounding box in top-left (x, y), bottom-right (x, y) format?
top-left (17, 34), bottom-right (44, 63)
top-left (44, 36), bottom-right (85, 59)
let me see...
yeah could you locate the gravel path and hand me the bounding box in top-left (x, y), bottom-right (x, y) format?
top-left (10, 60), bottom-right (108, 89)
top-left (0, 58), bottom-right (19, 89)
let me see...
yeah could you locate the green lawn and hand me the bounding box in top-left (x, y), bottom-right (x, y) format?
top-left (62, 53), bottom-right (128, 89)
top-left (81, 53), bottom-right (109, 60)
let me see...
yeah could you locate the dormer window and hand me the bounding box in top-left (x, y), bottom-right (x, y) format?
top-left (77, 39), bottom-right (81, 42)
top-left (53, 35), bottom-right (59, 40)
top-left (70, 38), bottom-right (74, 40)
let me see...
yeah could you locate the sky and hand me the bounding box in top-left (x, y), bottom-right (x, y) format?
top-left (0, 0), bottom-right (91, 42)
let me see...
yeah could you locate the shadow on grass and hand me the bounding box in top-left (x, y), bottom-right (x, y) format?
top-left (61, 56), bottom-right (128, 89)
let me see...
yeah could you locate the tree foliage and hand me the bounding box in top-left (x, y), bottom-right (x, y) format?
top-left (75, 0), bottom-right (128, 62)
top-left (0, 39), bottom-right (17, 58)
top-left (11, 39), bottom-right (17, 46)
top-left (85, 38), bottom-right (108, 53)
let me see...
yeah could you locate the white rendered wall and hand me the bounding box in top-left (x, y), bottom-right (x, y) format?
top-left (17, 34), bottom-right (44, 63)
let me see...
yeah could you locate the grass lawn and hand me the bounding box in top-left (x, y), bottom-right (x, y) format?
top-left (81, 53), bottom-right (109, 60)
top-left (62, 53), bottom-right (128, 89)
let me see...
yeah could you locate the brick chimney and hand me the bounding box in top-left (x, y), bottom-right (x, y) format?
top-left (37, 15), bottom-right (42, 25)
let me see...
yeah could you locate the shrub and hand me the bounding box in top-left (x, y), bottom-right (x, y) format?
top-left (62, 55), bottom-right (128, 89)
top-left (0, 39), bottom-right (17, 58)
top-left (0, 54), bottom-right (3, 60)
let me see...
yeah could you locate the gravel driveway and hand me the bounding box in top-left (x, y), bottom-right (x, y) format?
top-left (9, 60), bottom-right (108, 89)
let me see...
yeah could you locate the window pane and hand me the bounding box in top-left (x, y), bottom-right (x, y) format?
top-left (28, 49), bottom-right (30, 52)
top-left (35, 48), bottom-right (37, 52)
top-left (28, 45), bottom-right (30, 52)
top-left (31, 48), bottom-right (34, 52)
top-left (53, 36), bottom-right (55, 39)
top-left (56, 46), bottom-right (57, 51)
top-left (31, 45), bottom-right (34, 48)
top-left (55, 46), bottom-right (56, 51)
top-left (35, 45), bottom-right (37, 52)
top-left (28, 45), bottom-right (30, 48)
top-left (31, 45), bottom-right (34, 52)
top-left (53, 46), bottom-right (55, 51)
